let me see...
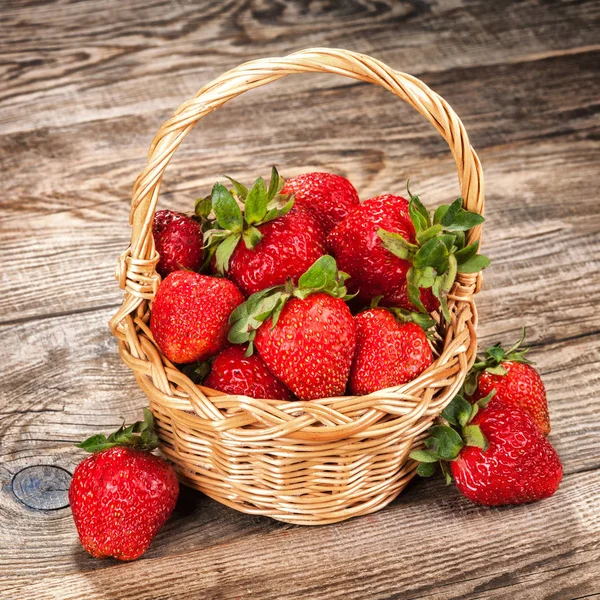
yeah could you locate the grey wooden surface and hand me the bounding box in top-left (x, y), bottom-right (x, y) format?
top-left (1, 1), bottom-right (599, 598)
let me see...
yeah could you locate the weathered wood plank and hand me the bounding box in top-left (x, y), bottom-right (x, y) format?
top-left (0, 0), bottom-right (598, 135)
top-left (0, 46), bottom-right (598, 323)
top-left (2, 470), bottom-right (598, 599)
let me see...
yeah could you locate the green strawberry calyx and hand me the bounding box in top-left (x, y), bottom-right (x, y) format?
top-left (463, 328), bottom-right (532, 395)
top-left (201, 166), bottom-right (294, 274)
top-left (377, 183), bottom-right (490, 322)
top-left (228, 255), bottom-right (352, 355)
top-left (75, 408), bottom-right (159, 453)
top-left (409, 390), bottom-right (495, 483)
top-left (370, 295), bottom-right (437, 338)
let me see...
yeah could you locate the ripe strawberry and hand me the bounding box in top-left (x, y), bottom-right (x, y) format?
top-left (228, 256), bottom-right (356, 400)
top-left (150, 270), bottom-right (244, 364)
top-left (69, 409), bottom-right (179, 561)
top-left (281, 172), bottom-right (360, 233)
top-left (205, 167), bottom-right (327, 296)
top-left (349, 308), bottom-right (433, 395)
top-left (328, 194), bottom-right (436, 311)
top-left (223, 207), bottom-right (327, 296)
top-left (204, 344), bottom-right (293, 400)
top-left (452, 402), bottom-right (562, 505)
top-left (465, 332), bottom-right (550, 435)
top-left (328, 189), bottom-right (489, 319)
top-left (152, 209), bottom-right (203, 277)
top-left (411, 396), bottom-right (562, 506)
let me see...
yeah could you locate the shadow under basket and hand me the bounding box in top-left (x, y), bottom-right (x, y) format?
top-left (109, 48), bottom-right (485, 525)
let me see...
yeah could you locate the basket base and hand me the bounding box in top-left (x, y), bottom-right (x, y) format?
top-left (174, 463), bottom-right (418, 526)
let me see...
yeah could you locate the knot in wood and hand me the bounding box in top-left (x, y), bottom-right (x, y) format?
top-left (12, 465), bottom-right (72, 511)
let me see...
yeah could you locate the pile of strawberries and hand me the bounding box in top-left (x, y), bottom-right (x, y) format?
top-left (411, 333), bottom-right (562, 506)
top-left (67, 169), bottom-right (563, 562)
top-left (149, 168), bottom-right (489, 400)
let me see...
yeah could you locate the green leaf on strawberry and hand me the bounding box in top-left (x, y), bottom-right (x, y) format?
top-left (76, 408), bottom-right (158, 453)
top-left (387, 306), bottom-right (437, 333)
top-left (409, 391), bottom-right (495, 477)
top-left (463, 424), bottom-right (489, 450)
top-left (224, 175), bottom-right (249, 199)
top-left (410, 449), bottom-right (440, 463)
top-left (424, 425), bottom-right (464, 460)
top-left (457, 254), bottom-right (491, 274)
top-left (211, 183), bottom-right (243, 233)
top-left (214, 233), bottom-right (241, 273)
top-left (416, 462), bottom-right (437, 477)
top-left (228, 255), bottom-right (352, 353)
top-left (244, 177), bottom-right (268, 225)
top-left (204, 166), bottom-right (295, 275)
top-left (408, 189), bottom-right (431, 233)
top-left (194, 195), bottom-right (212, 219)
top-left (441, 393), bottom-right (472, 428)
top-left (378, 185), bottom-right (490, 322)
top-left (180, 360), bottom-right (213, 384)
top-left (377, 229), bottom-right (418, 260)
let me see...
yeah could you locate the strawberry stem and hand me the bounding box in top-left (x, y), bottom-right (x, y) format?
top-left (464, 329), bottom-right (532, 395)
top-left (203, 167), bottom-right (295, 274)
top-left (75, 408), bottom-right (158, 453)
top-left (228, 255), bottom-right (352, 353)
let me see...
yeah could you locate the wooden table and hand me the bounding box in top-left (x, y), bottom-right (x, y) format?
top-left (1, 1), bottom-right (599, 598)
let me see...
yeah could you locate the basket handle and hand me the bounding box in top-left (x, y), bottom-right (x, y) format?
top-left (113, 48), bottom-right (484, 327)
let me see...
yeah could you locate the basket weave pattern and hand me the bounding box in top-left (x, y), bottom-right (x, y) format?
top-left (109, 48), bottom-right (484, 525)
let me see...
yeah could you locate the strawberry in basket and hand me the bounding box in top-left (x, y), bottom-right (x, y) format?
top-left (69, 409), bottom-right (179, 561)
top-left (204, 344), bottom-right (293, 400)
top-left (204, 167), bottom-right (328, 296)
top-left (228, 255), bottom-right (356, 400)
top-left (349, 307), bottom-right (434, 395)
top-left (410, 394), bottom-right (562, 506)
top-left (464, 331), bottom-right (551, 435)
top-left (152, 209), bottom-right (204, 277)
top-left (281, 171), bottom-right (360, 233)
top-left (150, 271), bottom-right (244, 364)
top-left (328, 187), bottom-right (489, 319)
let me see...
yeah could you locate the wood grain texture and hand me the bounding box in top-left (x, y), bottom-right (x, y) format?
top-left (2, 472), bottom-right (599, 600)
top-left (1, 46), bottom-right (599, 322)
top-left (1, 0), bottom-right (599, 597)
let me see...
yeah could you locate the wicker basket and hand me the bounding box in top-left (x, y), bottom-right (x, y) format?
top-left (109, 48), bottom-right (484, 525)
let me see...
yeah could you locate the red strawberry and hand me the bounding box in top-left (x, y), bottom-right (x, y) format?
top-left (150, 271), bottom-right (243, 364)
top-left (69, 410), bottom-right (179, 561)
top-left (466, 332), bottom-right (550, 435)
top-left (229, 256), bottom-right (356, 400)
top-left (411, 397), bottom-right (562, 506)
top-left (349, 308), bottom-right (433, 395)
top-left (205, 167), bottom-right (327, 296)
top-left (223, 207), bottom-right (327, 296)
top-left (255, 294), bottom-right (355, 400)
top-left (152, 210), bottom-right (203, 277)
top-left (281, 172), bottom-right (360, 233)
top-left (204, 344), bottom-right (293, 400)
top-left (328, 194), bottom-right (437, 311)
top-left (452, 402), bottom-right (562, 505)
top-left (328, 190), bottom-right (489, 320)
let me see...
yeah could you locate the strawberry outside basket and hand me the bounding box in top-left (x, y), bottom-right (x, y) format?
top-left (109, 48), bottom-right (484, 525)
